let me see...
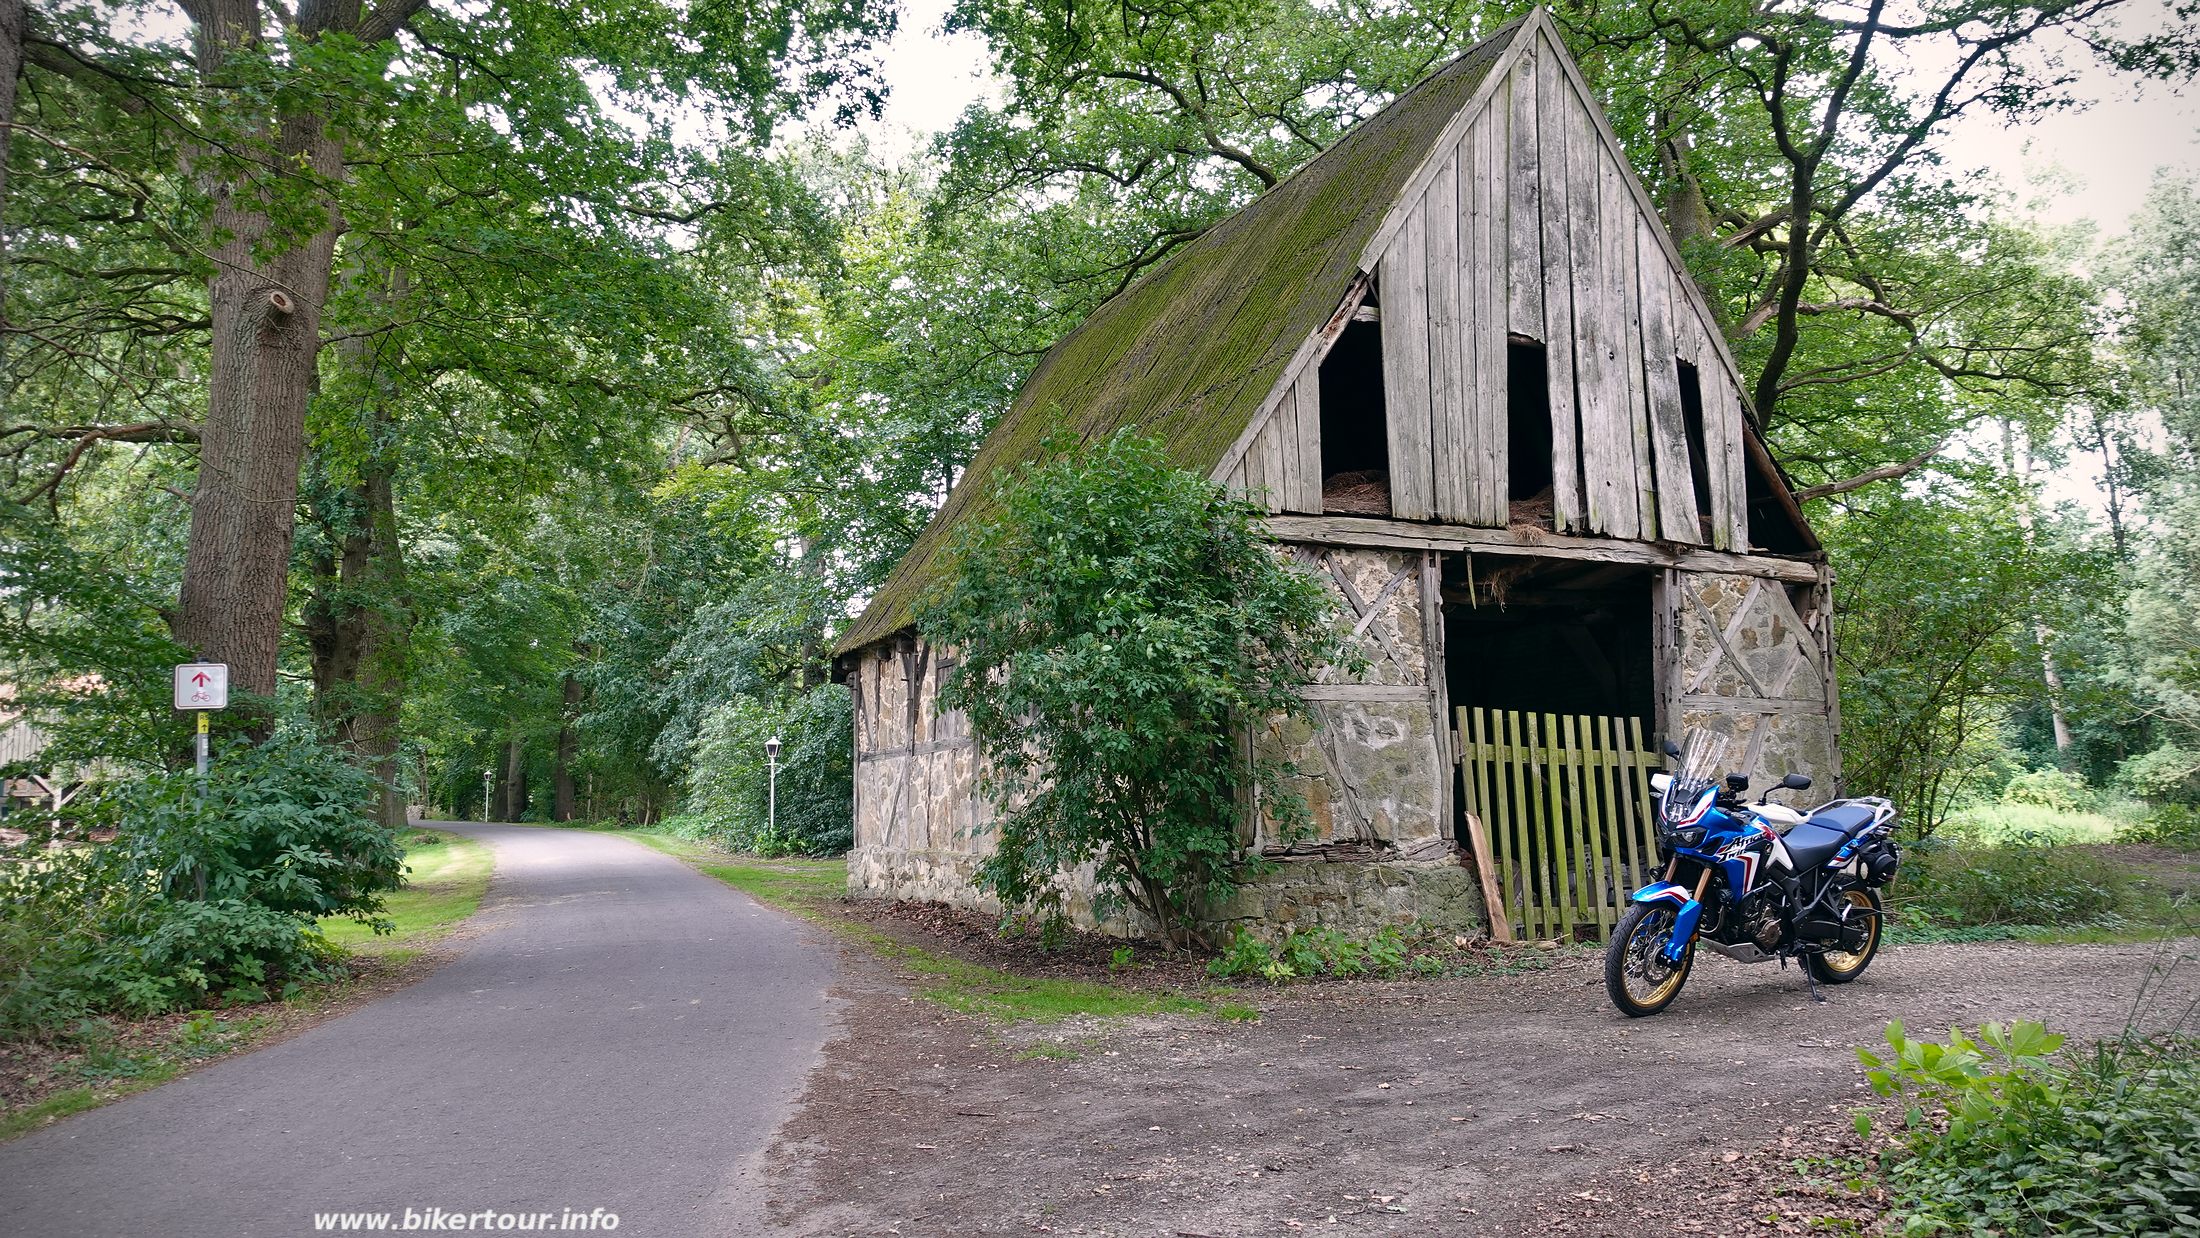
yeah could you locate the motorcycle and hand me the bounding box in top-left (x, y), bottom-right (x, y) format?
top-left (1603, 730), bottom-right (1902, 1017)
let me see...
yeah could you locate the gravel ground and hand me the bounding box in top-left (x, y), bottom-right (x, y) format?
top-left (767, 929), bottom-right (2199, 1236)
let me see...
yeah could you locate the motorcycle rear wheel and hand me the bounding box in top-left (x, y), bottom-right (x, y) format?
top-left (1804, 887), bottom-right (1883, 984)
top-left (1605, 903), bottom-right (1695, 1017)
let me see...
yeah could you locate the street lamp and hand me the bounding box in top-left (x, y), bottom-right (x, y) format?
top-left (765, 735), bottom-right (782, 841)
top-left (482, 768), bottom-right (494, 823)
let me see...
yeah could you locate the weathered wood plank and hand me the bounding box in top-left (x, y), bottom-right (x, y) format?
top-left (1381, 206), bottom-right (1435, 519)
top-left (1272, 384), bottom-right (1301, 513)
top-left (1258, 399), bottom-right (1288, 513)
top-left (1264, 514), bottom-right (1825, 582)
top-left (1297, 684), bottom-right (1433, 702)
top-left (1539, 712), bottom-right (1572, 939)
top-left (1427, 144), bottom-right (1471, 522)
top-left (1535, 31), bottom-right (1584, 534)
top-left (1507, 46), bottom-right (1544, 339)
top-left (1604, 149), bottom-right (1656, 538)
top-left (1707, 368), bottom-right (1750, 548)
top-left (1290, 371), bottom-right (1323, 512)
top-left (1566, 77), bottom-right (1634, 539)
top-left (1637, 216), bottom-right (1701, 544)
top-left (1471, 103), bottom-right (1510, 526)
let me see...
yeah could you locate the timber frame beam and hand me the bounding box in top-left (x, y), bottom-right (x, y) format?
top-left (1266, 515), bottom-right (1824, 583)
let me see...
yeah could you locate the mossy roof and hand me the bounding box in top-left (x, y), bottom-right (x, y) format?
top-left (836, 23), bottom-right (1521, 656)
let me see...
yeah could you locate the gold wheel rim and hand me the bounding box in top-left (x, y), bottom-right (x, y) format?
top-left (1621, 909), bottom-right (1688, 1006)
top-left (1818, 890), bottom-right (1878, 975)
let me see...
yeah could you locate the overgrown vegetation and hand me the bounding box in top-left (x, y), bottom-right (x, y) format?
top-left (918, 430), bottom-right (1350, 949)
top-left (317, 829), bottom-right (494, 956)
top-left (1859, 1021), bottom-right (2200, 1234)
top-left (1, 734), bottom-right (402, 1040)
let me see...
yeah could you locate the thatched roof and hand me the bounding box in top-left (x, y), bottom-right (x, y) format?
top-left (835, 22), bottom-right (1524, 656)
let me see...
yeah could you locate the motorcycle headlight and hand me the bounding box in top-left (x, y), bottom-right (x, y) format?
top-left (1672, 826), bottom-right (1707, 849)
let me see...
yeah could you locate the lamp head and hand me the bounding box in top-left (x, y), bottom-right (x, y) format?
top-left (765, 735), bottom-right (782, 760)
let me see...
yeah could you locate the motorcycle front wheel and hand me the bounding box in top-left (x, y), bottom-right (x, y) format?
top-left (1605, 902), bottom-right (1695, 1017)
top-left (1804, 887), bottom-right (1884, 984)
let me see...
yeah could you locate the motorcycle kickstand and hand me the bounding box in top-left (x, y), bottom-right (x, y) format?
top-left (1802, 955), bottom-right (1826, 1004)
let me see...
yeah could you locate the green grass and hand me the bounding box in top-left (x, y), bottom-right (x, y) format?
top-left (318, 828), bottom-right (494, 953)
top-left (588, 825), bottom-right (1259, 1024)
top-left (1939, 802), bottom-right (2136, 846)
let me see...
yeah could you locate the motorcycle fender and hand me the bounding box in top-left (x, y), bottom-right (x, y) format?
top-left (1629, 882), bottom-right (1692, 907)
top-left (1662, 899), bottom-right (1705, 964)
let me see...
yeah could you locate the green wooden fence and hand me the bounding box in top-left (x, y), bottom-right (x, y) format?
top-left (1454, 708), bottom-right (1664, 943)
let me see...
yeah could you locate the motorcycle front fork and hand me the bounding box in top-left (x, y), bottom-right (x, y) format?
top-left (1659, 867), bottom-right (1714, 965)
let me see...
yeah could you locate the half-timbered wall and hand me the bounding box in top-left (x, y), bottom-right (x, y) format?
top-left (1221, 23), bottom-right (1752, 552)
top-left (846, 639), bottom-right (998, 909)
top-left (1667, 569), bottom-right (1841, 796)
top-left (1254, 546), bottom-right (1451, 854)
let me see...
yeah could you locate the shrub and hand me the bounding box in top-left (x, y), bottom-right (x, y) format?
top-left (0, 733), bottom-right (401, 1038)
top-left (1893, 838), bottom-right (2133, 928)
top-left (2126, 804), bottom-right (2200, 850)
top-left (681, 684), bottom-right (853, 856)
top-left (917, 429), bottom-right (1350, 948)
top-left (1860, 1021), bottom-right (2200, 1235)
top-left (2117, 744), bottom-right (2200, 807)
top-left (1207, 924), bottom-right (1413, 984)
top-left (2000, 767), bottom-right (2095, 813)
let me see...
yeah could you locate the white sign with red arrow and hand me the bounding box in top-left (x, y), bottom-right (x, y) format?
top-left (173, 662), bottom-right (230, 711)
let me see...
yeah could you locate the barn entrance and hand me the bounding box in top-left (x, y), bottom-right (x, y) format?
top-left (1442, 556), bottom-right (1661, 941)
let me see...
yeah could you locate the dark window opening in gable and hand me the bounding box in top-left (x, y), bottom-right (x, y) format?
top-left (1677, 360), bottom-right (1715, 538)
top-left (1319, 315), bottom-right (1391, 515)
top-left (1506, 338), bottom-right (1554, 524)
top-left (1745, 438), bottom-right (1816, 555)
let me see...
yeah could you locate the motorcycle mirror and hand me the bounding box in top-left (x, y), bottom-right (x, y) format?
top-left (1662, 739), bottom-right (1681, 758)
top-left (1781, 772), bottom-right (1813, 791)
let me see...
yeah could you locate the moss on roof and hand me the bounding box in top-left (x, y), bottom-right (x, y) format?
top-left (836, 24), bottom-right (1522, 656)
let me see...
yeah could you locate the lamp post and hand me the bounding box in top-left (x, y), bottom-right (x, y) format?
top-left (765, 735), bottom-right (782, 841)
top-left (482, 768), bottom-right (494, 823)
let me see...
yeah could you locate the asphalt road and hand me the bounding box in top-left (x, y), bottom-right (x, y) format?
top-left (0, 823), bottom-right (837, 1238)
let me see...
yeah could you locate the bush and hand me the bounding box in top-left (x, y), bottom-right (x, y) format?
top-left (681, 684), bottom-right (853, 856)
top-left (1207, 924), bottom-right (1413, 984)
top-left (1893, 838), bottom-right (2134, 928)
top-left (1, 733), bottom-right (402, 1038)
top-left (2127, 804), bottom-right (2200, 850)
top-left (917, 429), bottom-right (1349, 948)
top-left (2000, 767), bottom-right (2095, 813)
top-left (2117, 744), bottom-right (2200, 807)
top-left (1860, 1021), bottom-right (2200, 1235)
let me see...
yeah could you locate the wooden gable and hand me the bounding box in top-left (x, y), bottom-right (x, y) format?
top-left (1219, 12), bottom-right (1755, 552)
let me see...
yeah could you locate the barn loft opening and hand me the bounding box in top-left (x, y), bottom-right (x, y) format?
top-left (1677, 360), bottom-right (1714, 538)
top-left (1506, 338), bottom-right (1554, 525)
top-left (1319, 313), bottom-right (1391, 515)
top-left (1745, 442), bottom-right (1816, 555)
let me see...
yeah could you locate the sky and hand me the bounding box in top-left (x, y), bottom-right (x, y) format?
top-left (859, 0), bottom-right (2200, 237)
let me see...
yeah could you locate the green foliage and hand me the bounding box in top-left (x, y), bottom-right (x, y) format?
top-left (1, 735), bottom-right (402, 1038)
top-left (1206, 924), bottom-right (1414, 984)
top-left (2127, 805), bottom-right (2200, 852)
top-left (1860, 1022), bottom-right (2200, 1236)
top-left (1892, 839), bottom-right (2135, 931)
top-left (2118, 746), bottom-right (2200, 808)
top-left (917, 429), bottom-right (1349, 946)
top-left (680, 684), bottom-right (854, 856)
top-left (2000, 768), bottom-right (2096, 814)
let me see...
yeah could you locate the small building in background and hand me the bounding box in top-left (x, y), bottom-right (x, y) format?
top-left (833, 11), bottom-right (1835, 944)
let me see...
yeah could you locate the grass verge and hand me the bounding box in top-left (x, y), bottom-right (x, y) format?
top-left (318, 827), bottom-right (494, 955)
top-left (590, 826), bottom-right (1258, 1024)
top-left (4, 826), bottom-right (495, 1142)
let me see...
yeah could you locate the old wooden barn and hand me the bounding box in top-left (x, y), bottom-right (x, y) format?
top-left (833, 11), bottom-right (1837, 943)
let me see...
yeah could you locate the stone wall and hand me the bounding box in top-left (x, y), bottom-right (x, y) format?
top-left (1670, 569), bottom-right (1841, 799)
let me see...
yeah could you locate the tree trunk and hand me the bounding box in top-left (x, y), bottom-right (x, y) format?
top-left (501, 736), bottom-right (526, 822)
top-left (0, 0), bottom-right (25, 302)
top-left (552, 673), bottom-right (581, 822)
top-left (170, 1), bottom-right (419, 719)
top-left (2006, 421), bottom-right (2074, 762)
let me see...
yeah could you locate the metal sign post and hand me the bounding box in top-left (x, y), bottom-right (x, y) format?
top-left (173, 663), bottom-right (229, 799)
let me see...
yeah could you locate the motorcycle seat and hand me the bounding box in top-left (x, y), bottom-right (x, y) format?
top-left (1781, 822), bottom-right (1850, 870)
top-left (1804, 804), bottom-right (1878, 836)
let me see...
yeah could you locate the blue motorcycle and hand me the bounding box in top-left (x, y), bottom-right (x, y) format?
top-left (1604, 731), bottom-right (1902, 1017)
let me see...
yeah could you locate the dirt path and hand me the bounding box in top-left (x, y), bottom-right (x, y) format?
top-left (769, 935), bottom-right (2199, 1236)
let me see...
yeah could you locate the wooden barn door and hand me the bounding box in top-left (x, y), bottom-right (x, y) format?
top-left (1454, 708), bottom-right (1663, 942)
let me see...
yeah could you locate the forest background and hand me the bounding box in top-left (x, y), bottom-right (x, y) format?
top-left (9, 0), bottom-right (2200, 861)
